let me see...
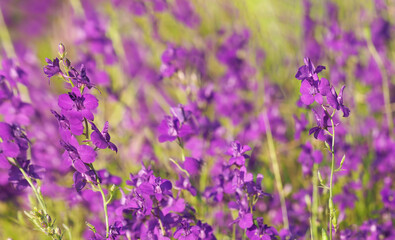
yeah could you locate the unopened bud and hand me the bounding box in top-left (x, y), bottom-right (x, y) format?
top-left (58, 43), bottom-right (66, 59)
top-left (55, 227), bottom-right (62, 236)
top-left (46, 214), bottom-right (52, 224)
top-left (64, 58), bottom-right (71, 68)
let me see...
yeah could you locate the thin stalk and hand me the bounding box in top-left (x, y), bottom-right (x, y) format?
top-left (0, 8), bottom-right (16, 58)
top-left (84, 118), bottom-right (90, 140)
top-left (312, 163), bottom-right (319, 239)
top-left (365, 32), bottom-right (393, 134)
top-left (262, 113), bottom-right (289, 230)
top-left (90, 164), bottom-right (110, 238)
top-left (232, 224), bottom-right (236, 240)
top-left (13, 159), bottom-right (47, 214)
top-left (328, 116), bottom-right (336, 240)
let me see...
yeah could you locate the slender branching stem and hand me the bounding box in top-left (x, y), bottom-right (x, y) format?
top-left (89, 164), bottom-right (110, 238)
top-left (12, 159), bottom-right (48, 215)
top-left (312, 163), bottom-right (319, 239)
top-left (262, 113), bottom-right (289, 230)
top-left (328, 115), bottom-right (336, 240)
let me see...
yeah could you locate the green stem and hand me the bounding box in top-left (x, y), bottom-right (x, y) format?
top-left (84, 118), bottom-right (90, 140)
top-left (312, 163), bottom-right (318, 239)
top-left (13, 159), bottom-right (47, 214)
top-left (328, 116), bottom-right (336, 240)
top-left (232, 224), bottom-right (236, 240)
top-left (365, 31), bottom-right (393, 134)
top-left (262, 113), bottom-right (289, 230)
top-left (90, 164), bottom-right (110, 238)
top-left (0, 8), bottom-right (16, 58)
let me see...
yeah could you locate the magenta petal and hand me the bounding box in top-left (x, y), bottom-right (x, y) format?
top-left (82, 109), bottom-right (94, 121)
top-left (91, 131), bottom-right (107, 149)
top-left (71, 87), bottom-right (81, 96)
top-left (0, 155), bottom-right (10, 169)
top-left (138, 182), bottom-right (155, 195)
top-left (301, 94), bottom-right (314, 105)
top-left (73, 159), bottom-right (90, 173)
top-left (315, 94), bottom-right (323, 105)
top-left (239, 213), bottom-right (253, 229)
top-left (58, 94), bottom-right (74, 110)
top-left (0, 122), bottom-right (13, 140)
top-left (184, 157), bottom-right (200, 175)
top-left (2, 142), bottom-right (20, 157)
top-left (78, 145), bottom-right (96, 163)
top-left (83, 94), bottom-right (99, 110)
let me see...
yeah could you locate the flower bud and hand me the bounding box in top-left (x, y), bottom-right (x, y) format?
top-left (55, 227), bottom-right (62, 236)
top-left (64, 58), bottom-right (71, 68)
top-left (58, 43), bottom-right (66, 59)
top-left (46, 214), bottom-right (52, 224)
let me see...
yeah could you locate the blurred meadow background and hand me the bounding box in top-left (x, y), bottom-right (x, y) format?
top-left (0, 0), bottom-right (394, 239)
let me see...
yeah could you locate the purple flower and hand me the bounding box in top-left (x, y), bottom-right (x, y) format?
top-left (295, 57), bottom-right (326, 82)
top-left (58, 87), bottom-right (98, 122)
top-left (51, 110), bottom-right (83, 139)
top-left (1, 59), bottom-right (27, 87)
top-left (0, 141), bottom-right (20, 169)
top-left (182, 157), bottom-right (202, 176)
top-left (171, 0), bottom-right (200, 28)
top-left (226, 141), bottom-right (251, 166)
top-left (175, 174), bottom-right (197, 196)
top-left (68, 65), bottom-right (95, 89)
top-left (8, 159), bottom-right (44, 190)
top-left (90, 121), bottom-right (118, 152)
top-left (229, 194), bottom-right (254, 229)
top-left (246, 217), bottom-right (278, 240)
top-left (157, 116), bottom-right (193, 143)
top-left (293, 114), bottom-right (308, 139)
top-left (298, 142), bottom-right (323, 175)
top-left (73, 170), bottom-right (97, 192)
top-left (170, 105), bottom-right (192, 125)
top-left (126, 192), bottom-right (153, 217)
top-left (299, 79), bottom-right (323, 105)
top-left (309, 107), bottom-right (331, 141)
top-left (173, 219), bottom-right (200, 240)
top-left (60, 136), bottom-right (96, 173)
top-left (43, 58), bottom-right (61, 78)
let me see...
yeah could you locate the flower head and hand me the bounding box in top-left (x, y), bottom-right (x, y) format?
top-left (90, 121), bottom-right (117, 152)
top-left (295, 57), bottom-right (326, 82)
top-left (43, 58), bottom-right (61, 78)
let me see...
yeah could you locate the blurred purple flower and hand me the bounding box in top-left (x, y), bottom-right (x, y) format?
top-left (43, 58), bottom-right (61, 78)
top-left (60, 136), bottom-right (96, 173)
top-left (58, 87), bottom-right (98, 122)
top-left (295, 57), bottom-right (325, 82)
top-left (226, 141), bottom-right (251, 166)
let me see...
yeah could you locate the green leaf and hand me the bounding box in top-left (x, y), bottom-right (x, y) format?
top-left (335, 154), bottom-right (346, 172)
top-left (86, 221), bottom-right (96, 233)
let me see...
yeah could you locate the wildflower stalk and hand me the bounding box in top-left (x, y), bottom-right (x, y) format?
top-left (0, 8), bottom-right (16, 58)
top-left (89, 163), bottom-right (110, 238)
top-left (8, 158), bottom-right (64, 240)
top-left (364, 28), bottom-right (393, 134)
top-left (12, 159), bottom-right (47, 215)
top-left (312, 163), bottom-right (319, 239)
top-left (83, 120), bottom-right (110, 237)
top-left (262, 113), bottom-right (290, 230)
top-left (328, 114), bottom-right (336, 240)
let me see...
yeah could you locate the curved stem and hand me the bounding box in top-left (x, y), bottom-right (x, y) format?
top-left (90, 164), bottom-right (109, 238)
top-left (312, 163), bottom-right (319, 239)
top-left (0, 8), bottom-right (16, 58)
top-left (262, 113), bottom-right (289, 230)
top-left (365, 32), bottom-right (393, 134)
top-left (12, 159), bottom-right (47, 214)
top-left (328, 116), bottom-right (336, 240)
